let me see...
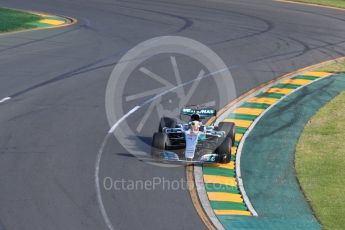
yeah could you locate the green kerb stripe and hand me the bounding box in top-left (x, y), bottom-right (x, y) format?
top-left (203, 167), bottom-right (235, 177)
top-left (292, 75), bottom-right (319, 80)
top-left (210, 201), bottom-right (248, 211)
top-left (273, 83), bottom-right (301, 89)
top-left (45, 16), bottom-right (65, 21)
top-left (27, 22), bottom-right (51, 27)
top-left (241, 102), bottom-right (271, 109)
top-left (228, 113), bottom-right (257, 121)
top-left (256, 92), bottom-right (285, 99)
top-left (234, 141), bottom-right (239, 147)
top-left (236, 127), bottom-right (247, 134)
top-left (205, 183), bottom-right (240, 193)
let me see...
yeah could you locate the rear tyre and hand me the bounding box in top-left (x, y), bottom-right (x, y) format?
top-left (158, 117), bottom-right (177, 132)
top-left (151, 132), bottom-right (167, 156)
top-left (217, 122), bottom-right (236, 144)
top-left (216, 136), bottom-right (232, 163)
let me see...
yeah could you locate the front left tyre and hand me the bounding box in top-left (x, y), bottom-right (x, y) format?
top-left (151, 132), bottom-right (168, 156)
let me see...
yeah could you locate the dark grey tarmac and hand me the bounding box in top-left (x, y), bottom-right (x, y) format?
top-left (0, 0), bottom-right (345, 229)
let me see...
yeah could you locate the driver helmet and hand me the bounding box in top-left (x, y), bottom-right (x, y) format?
top-left (191, 113), bottom-right (200, 121)
top-left (191, 121), bottom-right (201, 132)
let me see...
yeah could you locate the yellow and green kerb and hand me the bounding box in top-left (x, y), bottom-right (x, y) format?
top-left (202, 71), bottom-right (332, 218)
top-left (26, 14), bottom-right (70, 28)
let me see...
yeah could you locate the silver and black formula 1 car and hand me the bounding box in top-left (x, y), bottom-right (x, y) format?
top-left (151, 107), bottom-right (236, 164)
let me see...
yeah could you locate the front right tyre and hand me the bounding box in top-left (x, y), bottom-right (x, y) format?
top-left (216, 136), bottom-right (232, 163)
top-left (217, 121), bottom-right (236, 144)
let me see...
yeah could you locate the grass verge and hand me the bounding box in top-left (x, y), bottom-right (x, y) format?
top-left (287, 0), bottom-right (345, 9)
top-left (0, 7), bottom-right (42, 33)
top-left (318, 59), bottom-right (345, 73)
top-left (295, 77), bottom-right (345, 230)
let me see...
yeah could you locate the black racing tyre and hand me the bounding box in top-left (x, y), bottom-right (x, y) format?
top-left (151, 132), bottom-right (167, 156)
top-left (216, 136), bottom-right (232, 163)
top-left (158, 117), bottom-right (177, 132)
top-left (217, 121), bottom-right (236, 144)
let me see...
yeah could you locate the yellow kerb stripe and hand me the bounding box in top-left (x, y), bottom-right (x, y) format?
top-left (223, 119), bottom-right (253, 128)
top-left (39, 19), bottom-right (65, 26)
top-left (207, 192), bottom-right (243, 202)
top-left (235, 133), bottom-right (243, 142)
top-left (302, 71), bottom-right (331, 77)
top-left (266, 88), bottom-right (294, 95)
top-left (211, 161), bottom-right (235, 170)
top-left (203, 175), bottom-right (237, 187)
top-left (247, 97), bottom-right (278, 104)
top-left (233, 107), bottom-right (264, 116)
top-left (281, 79), bottom-right (311, 85)
top-left (231, 147), bottom-right (237, 155)
top-left (214, 210), bottom-right (252, 216)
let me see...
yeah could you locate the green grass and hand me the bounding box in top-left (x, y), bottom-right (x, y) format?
top-left (0, 7), bottom-right (42, 33)
top-left (295, 90), bottom-right (345, 230)
top-left (290, 0), bottom-right (345, 9)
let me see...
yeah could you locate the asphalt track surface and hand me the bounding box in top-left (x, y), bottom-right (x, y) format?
top-left (0, 0), bottom-right (345, 229)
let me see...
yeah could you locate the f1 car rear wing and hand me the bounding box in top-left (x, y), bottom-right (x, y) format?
top-left (181, 108), bottom-right (217, 118)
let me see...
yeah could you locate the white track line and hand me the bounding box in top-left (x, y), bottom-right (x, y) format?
top-left (0, 97), bottom-right (11, 104)
top-left (235, 73), bottom-right (333, 216)
top-left (95, 105), bottom-right (141, 230)
top-left (108, 106), bottom-right (140, 134)
top-left (95, 133), bottom-right (115, 230)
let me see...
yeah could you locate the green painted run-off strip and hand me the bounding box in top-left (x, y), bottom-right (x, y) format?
top-left (225, 74), bottom-right (345, 229)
